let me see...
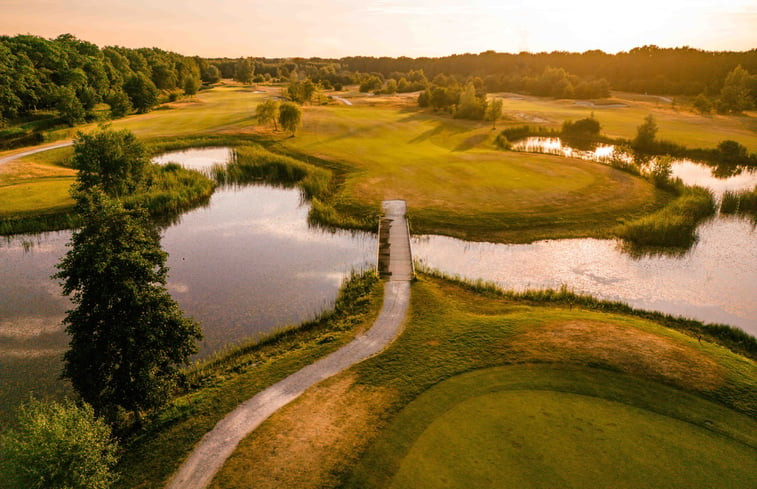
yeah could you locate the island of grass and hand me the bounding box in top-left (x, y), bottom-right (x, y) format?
top-left (112, 271), bottom-right (756, 489)
top-left (3, 84), bottom-right (752, 243)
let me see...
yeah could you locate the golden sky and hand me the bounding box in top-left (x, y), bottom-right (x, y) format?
top-left (1, 0), bottom-right (755, 57)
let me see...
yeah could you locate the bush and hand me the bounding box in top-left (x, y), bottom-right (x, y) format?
top-left (561, 116), bottom-right (601, 141)
top-left (717, 140), bottom-right (749, 164)
top-left (0, 399), bottom-right (118, 489)
top-left (617, 185), bottom-right (715, 247)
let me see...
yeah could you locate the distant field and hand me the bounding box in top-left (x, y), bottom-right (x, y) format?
top-left (495, 92), bottom-right (757, 150)
top-left (2, 83), bottom-right (754, 241)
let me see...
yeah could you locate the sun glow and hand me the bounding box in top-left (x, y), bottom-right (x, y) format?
top-left (0, 0), bottom-right (754, 57)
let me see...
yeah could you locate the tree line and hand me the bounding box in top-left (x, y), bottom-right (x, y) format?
top-left (0, 33), bottom-right (216, 127)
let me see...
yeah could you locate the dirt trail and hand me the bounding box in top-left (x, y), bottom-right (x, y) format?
top-left (166, 200), bottom-right (413, 489)
top-left (0, 141), bottom-right (73, 166)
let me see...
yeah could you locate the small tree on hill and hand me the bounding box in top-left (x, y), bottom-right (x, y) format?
top-left (486, 98), bottom-right (503, 129)
top-left (633, 114), bottom-right (658, 152)
top-left (278, 102), bottom-right (302, 135)
top-left (256, 99), bottom-right (280, 130)
top-left (0, 399), bottom-right (118, 489)
top-left (183, 75), bottom-right (201, 96)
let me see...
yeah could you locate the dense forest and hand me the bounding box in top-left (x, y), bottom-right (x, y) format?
top-left (1, 34), bottom-right (755, 138)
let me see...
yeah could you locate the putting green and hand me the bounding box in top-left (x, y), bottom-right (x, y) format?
top-left (350, 366), bottom-right (757, 489)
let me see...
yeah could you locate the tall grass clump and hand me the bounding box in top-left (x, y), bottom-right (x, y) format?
top-left (720, 186), bottom-right (757, 218)
top-left (617, 185), bottom-right (715, 247)
top-left (124, 163), bottom-right (216, 217)
top-left (0, 211), bottom-right (81, 235)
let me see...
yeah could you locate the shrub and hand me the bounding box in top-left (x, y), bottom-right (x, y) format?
top-left (0, 399), bottom-right (118, 489)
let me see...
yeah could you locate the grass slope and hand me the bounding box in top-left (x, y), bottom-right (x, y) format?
top-left (281, 103), bottom-right (670, 242)
top-left (209, 274), bottom-right (756, 489)
top-left (385, 368), bottom-right (757, 489)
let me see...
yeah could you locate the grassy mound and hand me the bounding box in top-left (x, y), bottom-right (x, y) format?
top-left (370, 367), bottom-right (757, 489)
top-left (208, 274), bottom-right (755, 489)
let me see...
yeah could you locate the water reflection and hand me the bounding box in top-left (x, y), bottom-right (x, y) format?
top-left (512, 137), bottom-right (757, 198)
top-left (0, 148), bottom-right (376, 420)
top-left (414, 216), bottom-right (757, 335)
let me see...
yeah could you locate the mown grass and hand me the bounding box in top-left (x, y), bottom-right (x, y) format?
top-left (207, 272), bottom-right (756, 489)
top-left (2, 84), bottom-right (753, 244)
top-left (616, 184), bottom-right (716, 248)
top-left (372, 367), bottom-right (757, 489)
top-left (114, 271), bottom-right (384, 489)
top-left (340, 274), bottom-right (757, 489)
top-left (282, 103), bottom-right (671, 243)
top-left (493, 92), bottom-right (757, 150)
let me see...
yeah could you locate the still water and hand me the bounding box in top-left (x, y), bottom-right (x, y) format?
top-left (0, 148), bottom-right (376, 419)
top-left (1, 145), bottom-right (755, 420)
top-left (414, 138), bottom-right (757, 334)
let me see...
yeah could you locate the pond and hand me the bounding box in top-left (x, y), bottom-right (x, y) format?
top-left (1, 144), bottom-right (755, 422)
top-left (413, 137), bottom-right (757, 335)
top-left (0, 148), bottom-right (376, 420)
top-left (511, 137), bottom-right (757, 197)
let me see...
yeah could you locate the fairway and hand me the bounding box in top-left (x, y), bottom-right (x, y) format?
top-left (3, 83), bottom-right (755, 242)
top-left (283, 102), bottom-right (669, 242)
top-left (385, 368), bottom-right (757, 489)
top-left (495, 92), bottom-right (757, 150)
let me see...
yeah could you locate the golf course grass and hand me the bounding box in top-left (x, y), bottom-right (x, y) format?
top-left (3, 83), bottom-right (753, 242)
top-left (374, 367), bottom-right (757, 489)
top-left (207, 274), bottom-right (756, 489)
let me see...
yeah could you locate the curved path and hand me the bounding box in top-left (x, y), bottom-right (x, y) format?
top-left (0, 140), bottom-right (73, 166)
top-left (166, 200), bottom-right (413, 489)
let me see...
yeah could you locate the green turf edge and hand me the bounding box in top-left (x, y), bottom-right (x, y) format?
top-left (343, 364), bottom-right (757, 489)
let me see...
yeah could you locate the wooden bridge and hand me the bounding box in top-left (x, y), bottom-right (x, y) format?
top-left (377, 200), bottom-right (414, 281)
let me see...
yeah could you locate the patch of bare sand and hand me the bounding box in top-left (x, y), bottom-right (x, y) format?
top-left (209, 373), bottom-right (395, 489)
top-left (503, 320), bottom-right (725, 391)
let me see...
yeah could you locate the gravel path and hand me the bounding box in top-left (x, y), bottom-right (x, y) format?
top-left (0, 141), bottom-right (73, 166)
top-left (166, 200), bottom-right (413, 489)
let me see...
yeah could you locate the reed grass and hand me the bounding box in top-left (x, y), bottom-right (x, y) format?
top-left (720, 186), bottom-right (757, 218)
top-left (616, 184), bottom-right (715, 247)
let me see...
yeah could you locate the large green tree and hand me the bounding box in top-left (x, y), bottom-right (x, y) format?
top-left (72, 129), bottom-right (150, 197)
top-left (0, 399), bottom-right (118, 489)
top-left (55, 189), bottom-right (202, 420)
top-left (717, 65), bottom-right (753, 114)
top-left (233, 58), bottom-right (254, 84)
top-left (278, 102), bottom-right (302, 135)
top-left (123, 72), bottom-right (159, 113)
top-left (256, 98), bottom-right (280, 130)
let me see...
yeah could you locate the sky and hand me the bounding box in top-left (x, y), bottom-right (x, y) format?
top-left (1, 0), bottom-right (755, 58)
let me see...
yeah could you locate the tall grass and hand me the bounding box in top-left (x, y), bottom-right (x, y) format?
top-left (0, 211), bottom-right (80, 235)
top-left (416, 266), bottom-right (757, 360)
top-left (211, 144), bottom-right (378, 231)
top-left (616, 184), bottom-right (715, 247)
top-left (720, 186), bottom-right (757, 218)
